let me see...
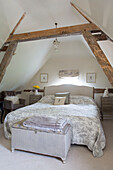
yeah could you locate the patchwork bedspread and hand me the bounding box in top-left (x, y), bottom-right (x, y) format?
top-left (4, 95), bottom-right (105, 157)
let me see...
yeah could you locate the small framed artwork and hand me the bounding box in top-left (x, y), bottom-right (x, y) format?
top-left (40, 73), bottom-right (48, 83)
top-left (86, 73), bottom-right (96, 83)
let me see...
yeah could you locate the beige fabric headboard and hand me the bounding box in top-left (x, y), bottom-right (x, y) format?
top-left (44, 84), bottom-right (94, 98)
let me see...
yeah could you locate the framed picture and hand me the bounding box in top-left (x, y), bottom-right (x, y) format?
top-left (86, 73), bottom-right (96, 83)
top-left (40, 73), bottom-right (48, 83)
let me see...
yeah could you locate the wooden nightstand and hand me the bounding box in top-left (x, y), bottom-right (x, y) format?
top-left (0, 101), bottom-right (4, 123)
top-left (29, 95), bottom-right (42, 105)
top-left (101, 96), bottom-right (113, 120)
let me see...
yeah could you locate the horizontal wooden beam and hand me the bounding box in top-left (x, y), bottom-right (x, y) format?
top-left (24, 88), bottom-right (113, 94)
top-left (94, 88), bottom-right (113, 93)
top-left (82, 30), bottom-right (113, 86)
top-left (24, 89), bottom-right (44, 93)
top-left (6, 23), bottom-right (99, 43)
top-left (91, 30), bottom-right (102, 34)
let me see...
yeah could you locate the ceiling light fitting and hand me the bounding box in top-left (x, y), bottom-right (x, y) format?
top-left (53, 23), bottom-right (60, 51)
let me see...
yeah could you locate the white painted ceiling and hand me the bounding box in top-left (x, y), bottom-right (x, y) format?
top-left (0, 0), bottom-right (113, 90)
top-left (72, 0), bottom-right (113, 39)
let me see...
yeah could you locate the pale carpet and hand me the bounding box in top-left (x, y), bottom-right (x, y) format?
top-left (0, 120), bottom-right (113, 170)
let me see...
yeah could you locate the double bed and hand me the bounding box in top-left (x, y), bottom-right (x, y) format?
top-left (4, 85), bottom-right (105, 157)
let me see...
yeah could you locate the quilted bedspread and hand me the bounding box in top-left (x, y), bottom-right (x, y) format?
top-left (4, 95), bottom-right (105, 157)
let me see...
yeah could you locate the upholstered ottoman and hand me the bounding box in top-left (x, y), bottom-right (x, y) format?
top-left (11, 118), bottom-right (72, 163)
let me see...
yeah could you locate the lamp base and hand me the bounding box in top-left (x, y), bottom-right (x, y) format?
top-left (34, 89), bottom-right (38, 95)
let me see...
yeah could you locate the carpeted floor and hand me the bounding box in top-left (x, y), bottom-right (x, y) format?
top-left (0, 120), bottom-right (113, 170)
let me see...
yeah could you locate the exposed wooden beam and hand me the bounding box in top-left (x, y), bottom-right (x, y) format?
top-left (10, 12), bottom-right (26, 35)
top-left (0, 13), bottom-right (26, 53)
top-left (6, 23), bottom-right (99, 43)
top-left (92, 31), bottom-right (113, 42)
top-left (0, 46), bottom-right (8, 52)
top-left (70, 2), bottom-right (92, 23)
top-left (91, 30), bottom-right (102, 34)
top-left (0, 41), bottom-right (18, 83)
top-left (93, 34), bottom-right (107, 41)
top-left (82, 30), bottom-right (113, 86)
top-left (71, 2), bottom-right (113, 86)
top-left (24, 89), bottom-right (44, 93)
top-left (94, 88), bottom-right (113, 93)
top-left (71, 2), bottom-right (113, 42)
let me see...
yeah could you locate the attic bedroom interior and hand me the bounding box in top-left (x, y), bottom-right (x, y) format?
top-left (0, 0), bottom-right (113, 169)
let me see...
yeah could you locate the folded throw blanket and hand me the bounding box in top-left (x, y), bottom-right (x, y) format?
top-left (23, 116), bottom-right (67, 132)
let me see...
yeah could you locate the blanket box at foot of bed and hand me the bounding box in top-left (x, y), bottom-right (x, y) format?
top-left (11, 122), bottom-right (72, 163)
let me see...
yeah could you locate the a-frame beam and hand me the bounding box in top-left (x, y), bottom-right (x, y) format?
top-left (71, 2), bottom-right (92, 23)
top-left (0, 13), bottom-right (25, 83)
top-left (93, 34), bottom-right (107, 41)
top-left (0, 12), bottom-right (26, 52)
top-left (82, 30), bottom-right (113, 86)
top-left (6, 23), bottom-right (99, 43)
top-left (10, 12), bottom-right (26, 35)
top-left (71, 2), bottom-right (113, 42)
top-left (0, 41), bottom-right (18, 83)
top-left (0, 46), bottom-right (8, 52)
top-left (71, 2), bottom-right (113, 86)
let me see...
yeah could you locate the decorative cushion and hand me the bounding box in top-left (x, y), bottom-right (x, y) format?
top-left (55, 92), bottom-right (70, 104)
top-left (4, 96), bottom-right (19, 104)
top-left (54, 97), bottom-right (66, 105)
top-left (39, 95), bottom-right (55, 104)
top-left (70, 95), bottom-right (95, 105)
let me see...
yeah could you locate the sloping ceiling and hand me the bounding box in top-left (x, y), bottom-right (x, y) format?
top-left (0, 0), bottom-right (87, 91)
top-left (72, 0), bottom-right (113, 39)
top-left (72, 0), bottom-right (113, 67)
top-left (0, 0), bottom-right (113, 90)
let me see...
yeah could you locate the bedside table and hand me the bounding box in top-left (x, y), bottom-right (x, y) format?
top-left (101, 96), bottom-right (113, 120)
top-left (29, 95), bottom-right (42, 105)
top-left (0, 101), bottom-right (4, 123)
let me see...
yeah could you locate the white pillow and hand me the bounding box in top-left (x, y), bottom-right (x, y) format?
top-left (55, 92), bottom-right (70, 104)
top-left (5, 96), bottom-right (19, 104)
top-left (54, 97), bottom-right (66, 105)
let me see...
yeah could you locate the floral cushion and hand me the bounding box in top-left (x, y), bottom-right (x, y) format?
top-left (39, 95), bottom-right (55, 104)
top-left (70, 95), bottom-right (95, 105)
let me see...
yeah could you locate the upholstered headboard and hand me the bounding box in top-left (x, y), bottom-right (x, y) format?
top-left (44, 84), bottom-right (94, 98)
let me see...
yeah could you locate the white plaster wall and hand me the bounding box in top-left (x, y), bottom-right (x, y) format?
top-left (0, 40), bottom-right (53, 91)
top-left (25, 35), bottom-right (112, 106)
